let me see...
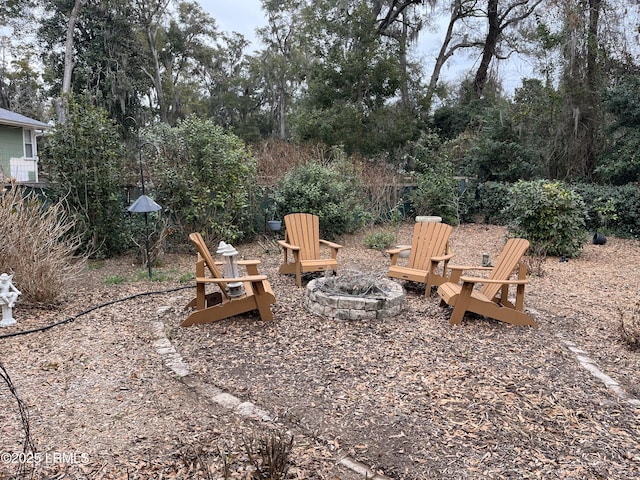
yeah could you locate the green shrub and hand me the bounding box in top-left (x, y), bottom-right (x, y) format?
top-left (0, 185), bottom-right (84, 304)
top-left (572, 182), bottom-right (640, 239)
top-left (612, 184), bottom-right (640, 239)
top-left (146, 116), bottom-right (258, 246)
top-left (364, 231), bottom-right (395, 250)
top-left (505, 180), bottom-right (587, 257)
top-left (40, 94), bottom-right (130, 258)
top-left (269, 159), bottom-right (370, 239)
top-left (469, 135), bottom-right (541, 182)
top-left (406, 135), bottom-right (463, 225)
top-left (570, 183), bottom-right (614, 233)
top-left (409, 171), bottom-right (461, 225)
top-left (475, 181), bottom-right (512, 225)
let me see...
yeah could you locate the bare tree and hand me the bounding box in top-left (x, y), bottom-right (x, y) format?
top-left (133, 0), bottom-right (171, 123)
top-left (258, 0), bottom-right (303, 139)
top-left (425, 0), bottom-right (483, 108)
top-left (422, 0), bottom-right (543, 107)
top-left (472, 0), bottom-right (544, 96)
top-left (56, 0), bottom-right (87, 123)
top-left (374, 0), bottom-right (436, 107)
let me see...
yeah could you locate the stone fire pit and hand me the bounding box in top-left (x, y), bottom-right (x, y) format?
top-left (304, 270), bottom-right (404, 320)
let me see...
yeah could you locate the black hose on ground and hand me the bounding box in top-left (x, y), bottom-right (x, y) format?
top-left (0, 284), bottom-right (193, 340)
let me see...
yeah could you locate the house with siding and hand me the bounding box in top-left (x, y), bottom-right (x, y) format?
top-left (0, 108), bottom-right (50, 183)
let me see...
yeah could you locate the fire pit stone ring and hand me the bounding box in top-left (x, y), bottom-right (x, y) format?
top-left (304, 271), bottom-right (405, 321)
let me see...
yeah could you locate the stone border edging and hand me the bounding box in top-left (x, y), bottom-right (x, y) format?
top-left (150, 317), bottom-right (393, 479)
top-left (559, 336), bottom-right (640, 406)
top-left (151, 302), bottom-right (640, 479)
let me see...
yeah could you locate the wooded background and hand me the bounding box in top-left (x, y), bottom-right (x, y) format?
top-left (2, 0), bottom-right (639, 258)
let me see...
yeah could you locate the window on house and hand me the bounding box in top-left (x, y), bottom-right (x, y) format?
top-left (24, 129), bottom-right (34, 158)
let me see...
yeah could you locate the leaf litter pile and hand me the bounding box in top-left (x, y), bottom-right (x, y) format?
top-left (1, 223), bottom-right (639, 479)
top-left (315, 269), bottom-right (393, 297)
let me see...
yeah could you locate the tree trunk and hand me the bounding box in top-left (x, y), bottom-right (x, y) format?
top-left (582, 0), bottom-right (602, 177)
top-left (399, 12), bottom-right (410, 107)
top-left (134, 0), bottom-right (170, 124)
top-left (146, 26), bottom-right (167, 123)
top-left (278, 80), bottom-right (286, 140)
top-left (57, 0), bottom-right (87, 124)
top-left (472, 0), bottom-right (499, 97)
top-left (425, 0), bottom-right (471, 109)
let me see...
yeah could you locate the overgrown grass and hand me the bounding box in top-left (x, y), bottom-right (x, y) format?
top-left (620, 301), bottom-right (640, 350)
top-left (179, 272), bottom-right (195, 283)
top-left (244, 432), bottom-right (293, 480)
top-left (88, 259), bottom-right (105, 270)
top-left (103, 267), bottom-right (192, 285)
top-left (134, 269), bottom-right (171, 282)
top-left (104, 275), bottom-right (126, 285)
top-left (0, 184), bottom-right (85, 304)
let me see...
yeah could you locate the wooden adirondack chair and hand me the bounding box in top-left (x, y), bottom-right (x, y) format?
top-left (278, 213), bottom-right (343, 287)
top-left (182, 232), bottom-right (275, 326)
top-left (386, 221), bottom-right (455, 296)
top-left (437, 238), bottom-right (537, 327)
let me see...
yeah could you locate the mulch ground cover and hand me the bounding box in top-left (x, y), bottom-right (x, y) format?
top-left (1, 223), bottom-right (639, 479)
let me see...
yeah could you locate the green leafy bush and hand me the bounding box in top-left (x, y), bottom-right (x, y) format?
top-left (409, 173), bottom-right (462, 225)
top-left (146, 116), bottom-right (257, 245)
top-left (598, 77), bottom-right (640, 185)
top-left (406, 136), bottom-right (463, 225)
top-left (475, 181), bottom-right (512, 225)
top-left (469, 133), bottom-right (542, 182)
top-left (40, 95), bottom-right (130, 257)
top-left (269, 159), bottom-right (369, 239)
top-left (570, 183), bottom-right (613, 233)
top-left (571, 183), bottom-right (640, 239)
top-left (612, 184), bottom-right (640, 239)
top-left (505, 180), bottom-right (587, 257)
top-left (364, 231), bottom-right (395, 250)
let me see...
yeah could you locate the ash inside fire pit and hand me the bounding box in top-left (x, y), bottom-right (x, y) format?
top-left (305, 270), bottom-right (404, 320)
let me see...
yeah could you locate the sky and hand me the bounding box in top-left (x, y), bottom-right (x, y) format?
top-left (200, 0), bottom-right (265, 48)
top-left (198, 0), bottom-right (534, 95)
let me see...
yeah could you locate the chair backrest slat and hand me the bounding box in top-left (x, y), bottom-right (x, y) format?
top-left (284, 213), bottom-right (320, 260)
top-left (409, 222), bottom-right (452, 271)
top-left (482, 238), bottom-right (529, 299)
top-left (190, 232), bottom-right (231, 300)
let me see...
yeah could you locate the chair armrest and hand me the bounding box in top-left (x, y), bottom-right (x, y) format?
top-left (196, 274), bottom-right (268, 284)
top-left (238, 259), bottom-right (261, 275)
top-left (277, 240), bottom-right (300, 251)
top-left (386, 246), bottom-right (410, 255)
top-left (216, 259), bottom-right (261, 274)
top-left (238, 259), bottom-right (260, 266)
top-left (319, 239), bottom-right (343, 250)
top-left (448, 265), bottom-right (493, 282)
top-left (448, 265), bottom-right (493, 272)
top-left (386, 246), bottom-right (410, 266)
top-left (431, 253), bottom-right (455, 262)
top-left (459, 276), bottom-right (528, 285)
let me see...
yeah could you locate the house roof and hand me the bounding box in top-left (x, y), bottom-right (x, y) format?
top-left (0, 108), bottom-right (50, 129)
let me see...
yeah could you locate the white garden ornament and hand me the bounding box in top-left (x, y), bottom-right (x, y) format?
top-left (0, 273), bottom-right (21, 327)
